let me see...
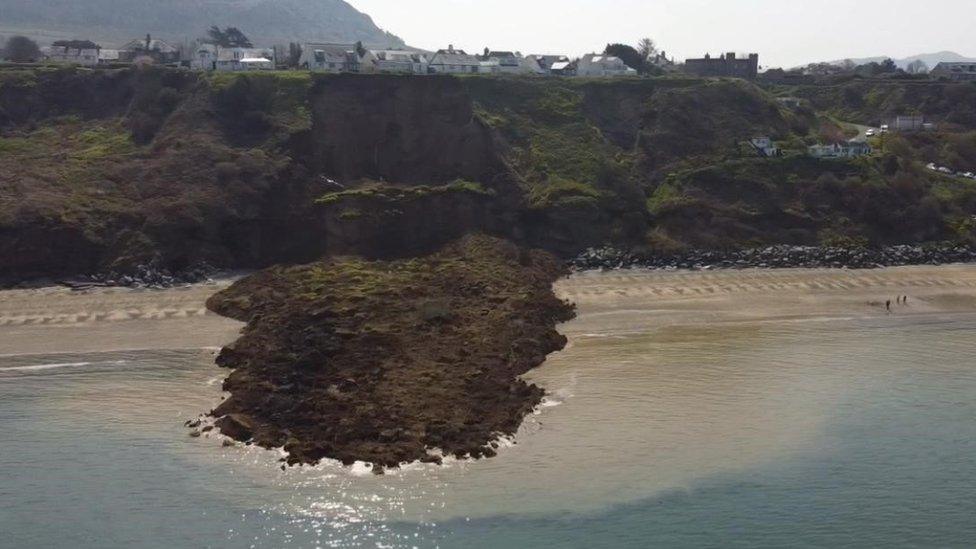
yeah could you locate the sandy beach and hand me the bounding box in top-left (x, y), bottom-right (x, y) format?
top-left (3, 264), bottom-right (976, 357)
top-left (0, 281), bottom-right (244, 356)
top-left (556, 264), bottom-right (976, 322)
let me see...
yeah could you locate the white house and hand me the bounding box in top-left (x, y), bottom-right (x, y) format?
top-left (301, 43), bottom-right (362, 73)
top-left (575, 54), bottom-right (637, 77)
top-left (367, 50), bottom-right (428, 74)
top-left (41, 46), bottom-right (99, 67)
top-left (750, 137), bottom-right (779, 157)
top-left (197, 47), bottom-right (275, 71)
top-left (480, 50), bottom-right (537, 74)
top-left (98, 49), bottom-right (120, 65)
top-left (809, 141), bottom-right (872, 159)
top-left (891, 115), bottom-right (928, 132)
top-left (427, 46), bottom-right (482, 74)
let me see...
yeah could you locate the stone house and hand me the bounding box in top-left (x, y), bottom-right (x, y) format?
top-left (684, 52), bottom-right (760, 79)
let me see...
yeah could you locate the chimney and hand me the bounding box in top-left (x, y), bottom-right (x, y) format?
top-left (727, 52), bottom-right (736, 60)
top-left (448, 44), bottom-right (455, 54)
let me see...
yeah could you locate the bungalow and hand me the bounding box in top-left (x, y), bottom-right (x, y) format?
top-left (368, 50), bottom-right (428, 74)
top-left (575, 54), bottom-right (637, 77)
top-left (809, 141), bottom-right (872, 159)
top-left (427, 46), bottom-right (481, 74)
top-left (41, 46), bottom-right (99, 67)
top-left (215, 48), bottom-right (275, 71)
top-left (301, 43), bottom-right (362, 72)
top-left (930, 62), bottom-right (976, 82)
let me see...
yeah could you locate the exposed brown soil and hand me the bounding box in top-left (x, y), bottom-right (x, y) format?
top-left (205, 234), bottom-right (575, 469)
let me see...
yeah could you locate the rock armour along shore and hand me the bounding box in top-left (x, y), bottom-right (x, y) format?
top-left (572, 244), bottom-right (976, 272)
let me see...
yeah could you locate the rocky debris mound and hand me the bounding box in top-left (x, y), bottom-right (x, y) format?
top-left (202, 234), bottom-right (575, 470)
top-left (572, 244), bottom-right (976, 272)
top-left (58, 261), bottom-right (218, 291)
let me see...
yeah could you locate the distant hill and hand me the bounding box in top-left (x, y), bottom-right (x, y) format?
top-left (823, 51), bottom-right (976, 70)
top-left (0, 0), bottom-right (404, 48)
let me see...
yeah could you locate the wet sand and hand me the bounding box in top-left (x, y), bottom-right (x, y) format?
top-left (0, 282), bottom-right (244, 356)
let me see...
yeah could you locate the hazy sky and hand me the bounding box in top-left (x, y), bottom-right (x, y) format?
top-left (352, 0), bottom-right (974, 68)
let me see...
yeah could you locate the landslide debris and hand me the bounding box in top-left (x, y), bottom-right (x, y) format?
top-left (205, 234), bottom-right (576, 468)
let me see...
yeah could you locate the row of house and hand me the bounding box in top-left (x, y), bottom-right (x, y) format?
top-left (37, 36), bottom-right (754, 81)
top-left (40, 36), bottom-right (181, 67)
top-left (748, 136), bottom-right (872, 159)
top-left (294, 43), bottom-right (635, 77)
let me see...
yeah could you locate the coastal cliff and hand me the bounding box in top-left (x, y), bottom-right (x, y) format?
top-left (4, 68), bottom-right (976, 283)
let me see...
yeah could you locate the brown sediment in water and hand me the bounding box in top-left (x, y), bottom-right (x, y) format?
top-left (204, 234), bottom-right (576, 469)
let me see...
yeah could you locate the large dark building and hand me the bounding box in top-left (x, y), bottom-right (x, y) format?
top-left (684, 52), bottom-right (759, 79)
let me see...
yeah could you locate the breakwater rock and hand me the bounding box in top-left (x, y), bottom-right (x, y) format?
top-left (572, 244), bottom-right (976, 272)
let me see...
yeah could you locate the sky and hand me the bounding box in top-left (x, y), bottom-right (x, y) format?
top-left (351, 0), bottom-right (975, 68)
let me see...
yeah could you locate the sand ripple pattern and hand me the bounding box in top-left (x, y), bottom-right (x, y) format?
top-left (557, 265), bottom-right (976, 308)
top-left (0, 286), bottom-right (220, 327)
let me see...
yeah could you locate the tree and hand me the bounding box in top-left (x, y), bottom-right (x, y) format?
top-left (287, 42), bottom-right (303, 68)
top-left (204, 26), bottom-right (252, 48)
top-left (604, 43), bottom-right (645, 73)
top-left (879, 58), bottom-right (898, 73)
top-left (637, 37), bottom-right (657, 60)
top-left (906, 59), bottom-right (929, 75)
top-left (2, 35), bottom-right (41, 63)
top-left (52, 39), bottom-right (100, 50)
top-left (840, 59), bottom-right (857, 72)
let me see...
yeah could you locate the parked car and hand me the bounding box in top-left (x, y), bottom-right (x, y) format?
top-left (865, 129), bottom-right (876, 137)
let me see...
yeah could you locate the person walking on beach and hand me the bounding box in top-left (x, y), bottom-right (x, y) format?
top-left (886, 299), bottom-right (892, 313)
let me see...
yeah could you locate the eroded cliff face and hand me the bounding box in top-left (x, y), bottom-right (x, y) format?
top-left (303, 75), bottom-right (502, 185)
top-left (4, 68), bottom-right (975, 283)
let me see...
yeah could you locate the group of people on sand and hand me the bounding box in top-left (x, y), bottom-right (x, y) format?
top-left (885, 296), bottom-right (909, 313)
